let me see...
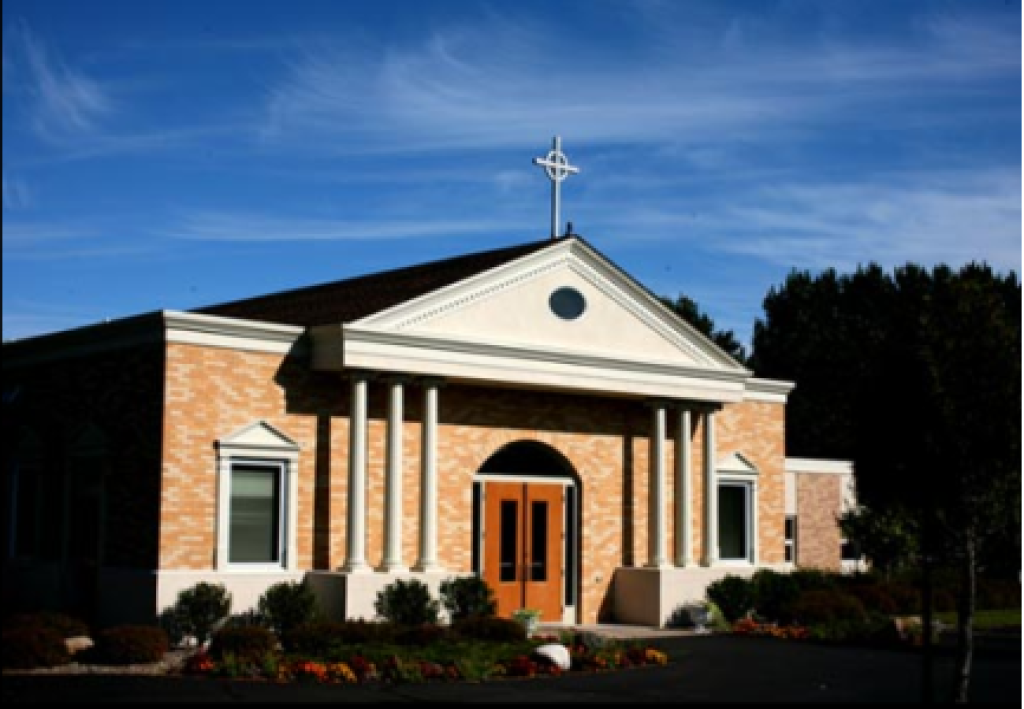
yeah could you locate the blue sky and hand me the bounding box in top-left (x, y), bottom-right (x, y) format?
top-left (3, 0), bottom-right (1020, 350)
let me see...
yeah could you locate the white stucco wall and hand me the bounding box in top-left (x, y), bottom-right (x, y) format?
top-left (417, 266), bottom-right (691, 363)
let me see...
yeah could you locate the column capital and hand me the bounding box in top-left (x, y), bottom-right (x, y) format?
top-left (643, 397), bottom-right (672, 410)
top-left (677, 400), bottom-right (722, 414)
top-left (383, 373), bottom-right (413, 386)
top-left (344, 368), bottom-right (376, 383)
top-left (418, 376), bottom-right (447, 389)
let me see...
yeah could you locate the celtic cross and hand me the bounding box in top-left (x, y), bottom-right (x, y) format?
top-left (533, 136), bottom-right (580, 238)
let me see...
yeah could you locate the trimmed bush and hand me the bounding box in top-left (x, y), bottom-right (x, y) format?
top-left (750, 570), bottom-right (800, 624)
top-left (90, 625), bottom-right (169, 665)
top-left (788, 569), bottom-right (839, 592)
top-left (393, 623), bottom-right (449, 646)
top-left (281, 620), bottom-right (396, 655)
top-left (845, 583), bottom-right (899, 615)
top-left (706, 574), bottom-right (753, 623)
top-left (2, 626), bottom-right (71, 669)
top-left (2, 611), bottom-right (89, 639)
top-left (439, 575), bottom-right (497, 621)
top-left (374, 578), bottom-right (440, 626)
top-left (257, 580), bottom-right (319, 635)
top-left (450, 616), bottom-right (527, 643)
top-left (886, 583), bottom-right (922, 614)
top-left (170, 582), bottom-right (232, 645)
top-left (790, 589), bottom-right (867, 626)
top-left (209, 626), bottom-right (277, 665)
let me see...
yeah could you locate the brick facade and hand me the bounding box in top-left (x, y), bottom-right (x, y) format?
top-left (159, 345), bottom-right (788, 623)
top-left (795, 473), bottom-right (842, 571)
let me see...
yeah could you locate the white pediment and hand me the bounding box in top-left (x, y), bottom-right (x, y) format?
top-left (218, 420), bottom-right (299, 453)
top-left (718, 452), bottom-right (759, 476)
top-left (357, 239), bottom-right (746, 373)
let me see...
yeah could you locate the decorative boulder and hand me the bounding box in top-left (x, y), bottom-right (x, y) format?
top-left (532, 643), bottom-right (571, 671)
top-left (65, 636), bottom-right (94, 655)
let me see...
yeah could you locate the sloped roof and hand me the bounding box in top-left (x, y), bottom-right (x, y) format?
top-left (195, 237), bottom-right (565, 327)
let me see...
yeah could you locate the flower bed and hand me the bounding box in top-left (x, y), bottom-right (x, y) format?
top-left (178, 630), bottom-right (669, 686)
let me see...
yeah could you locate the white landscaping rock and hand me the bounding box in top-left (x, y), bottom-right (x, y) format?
top-left (533, 643), bottom-right (571, 671)
top-left (65, 636), bottom-right (94, 655)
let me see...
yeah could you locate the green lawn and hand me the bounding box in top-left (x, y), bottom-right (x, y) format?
top-left (935, 609), bottom-right (1021, 631)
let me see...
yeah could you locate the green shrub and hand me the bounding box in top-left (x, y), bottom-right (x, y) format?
top-left (209, 626), bottom-right (277, 665)
top-left (374, 578), bottom-right (440, 626)
top-left (2, 611), bottom-right (90, 639)
top-left (706, 574), bottom-right (753, 623)
top-left (393, 623), bottom-right (449, 646)
top-left (1, 627), bottom-right (71, 669)
top-left (750, 570), bottom-right (800, 624)
top-left (977, 578), bottom-right (1022, 609)
top-left (257, 580), bottom-right (319, 635)
top-left (791, 589), bottom-right (867, 626)
top-left (281, 620), bottom-right (396, 655)
top-left (886, 583), bottom-right (922, 614)
top-left (845, 583), bottom-right (899, 615)
top-left (789, 569), bottom-right (839, 593)
top-left (90, 625), bottom-right (169, 665)
top-left (439, 575), bottom-right (497, 621)
top-left (170, 582), bottom-right (232, 645)
top-left (450, 616), bottom-right (527, 643)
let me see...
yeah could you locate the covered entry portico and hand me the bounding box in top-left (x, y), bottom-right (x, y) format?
top-left (307, 237), bottom-right (785, 626)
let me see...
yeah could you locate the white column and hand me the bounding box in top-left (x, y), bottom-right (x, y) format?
top-left (343, 372), bottom-right (370, 573)
top-left (214, 455), bottom-right (231, 571)
top-left (382, 377), bottom-right (408, 572)
top-left (702, 409), bottom-right (718, 566)
top-left (647, 401), bottom-right (669, 568)
top-left (675, 408), bottom-right (693, 567)
top-left (414, 378), bottom-right (443, 572)
top-left (750, 480), bottom-right (759, 565)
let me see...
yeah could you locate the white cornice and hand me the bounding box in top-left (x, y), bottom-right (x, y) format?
top-left (3, 310), bottom-right (306, 368)
top-left (785, 458), bottom-right (854, 475)
top-left (316, 325), bottom-right (748, 403)
top-left (164, 311), bottom-right (305, 354)
top-left (743, 377), bottom-right (796, 403)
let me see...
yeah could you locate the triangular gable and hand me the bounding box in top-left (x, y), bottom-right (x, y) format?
top-left (217, 420), bottom-right (299, 452)
top-left (717, 452), bottom-right (759, 476)
top-left (355, 237), bottom-right (746, 373)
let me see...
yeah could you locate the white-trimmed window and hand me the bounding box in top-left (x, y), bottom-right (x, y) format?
top-left (718, 482), bottom-right (752, 561)
top-left (717, 452), bottom-right (759, 564)
top-left (229, 461), bottom-right (286, 564)
top-left (216, 422), bottom-right (299, 571)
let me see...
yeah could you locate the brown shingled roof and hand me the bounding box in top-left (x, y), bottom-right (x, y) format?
top-left (195, 237), bottom-right (566, 327)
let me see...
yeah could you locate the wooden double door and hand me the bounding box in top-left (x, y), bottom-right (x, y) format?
top-left (482, 481), bottom-right (564, 622)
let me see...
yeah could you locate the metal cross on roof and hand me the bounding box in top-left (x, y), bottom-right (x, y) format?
top-left (533, 136), bottom-right (580, 239)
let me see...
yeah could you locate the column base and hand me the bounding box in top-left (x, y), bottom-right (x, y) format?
top-left (342, 560), bottom-right (372, 574)
top-left (379, 563), bottom-right (409, 574)
top-left (412, 561), bottom-right (445, 573)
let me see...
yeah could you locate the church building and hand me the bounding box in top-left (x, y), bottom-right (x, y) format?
top-left (3, 140), bottom-right (855, 629)
top-left (3, 234), bottom-right (855, 629)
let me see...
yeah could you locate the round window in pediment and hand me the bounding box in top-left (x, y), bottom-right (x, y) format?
top-left (549, 286), bottom-right (586, 321)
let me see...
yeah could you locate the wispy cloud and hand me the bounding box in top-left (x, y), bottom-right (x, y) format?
top-left (259, 7), bottom-right (1019, 154)
top-left (629, 168), bottom-right (1021, 274)
top-left (166, 210), bottom-right (530, 242)
top-left (5, 22), bottom-right (112, 142)
top-left (2, 172), bottom-right (32, 210)
top-left (2, 220), bottom-right (157, 260)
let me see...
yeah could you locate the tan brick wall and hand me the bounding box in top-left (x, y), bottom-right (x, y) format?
top-left (161, 342), bottom-right (789, 623)
top-left (160, 343), bottom-right (347, 570)
top-left (795, 473), bottom-right (842, 571)
top-left (715, 400), bottom-right (787, 565)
